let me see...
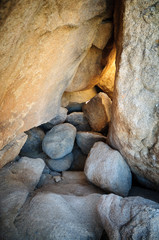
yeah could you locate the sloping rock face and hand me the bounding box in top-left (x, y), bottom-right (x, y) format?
top-left (108, 0), bottom-right (159, 187)
top-left (0, 133), bottom-right (27, 168)
top-left (0, 0), bottom-right (113, 150)
top-left (97, 194), bottom-right (159, 240)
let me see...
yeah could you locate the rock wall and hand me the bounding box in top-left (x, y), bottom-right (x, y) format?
top-left (109, 0), bottom-right (159, 186)
top-left (0, 0), bottom-right (113, 150)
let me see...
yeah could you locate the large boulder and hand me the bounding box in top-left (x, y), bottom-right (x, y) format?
top-left (0, 0), bottom-right (112, 150)
top-left (14, 192), bottom-right (103, 240)
top-left (108, 0), bottom-right (159, 187)
top-left (97, 194), bottom-right (159, 240)
top-left (0, 133), bottom-right (27, 168)
top-left (83, 92), bottom-right (112, 132)
top-left (0, 157), bottom-right (45, 240)
top-left (0, 162), bottom-right (105, 239)
top-left (84, 142), bottom-right (132, 196)
top-left (42, 123), bottom-right (76, 159)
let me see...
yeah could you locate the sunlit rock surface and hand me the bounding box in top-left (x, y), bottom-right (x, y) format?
top-left (98, 44), bottom-right (116, 99)
top-left (0, 0), bottom-right (113, 150)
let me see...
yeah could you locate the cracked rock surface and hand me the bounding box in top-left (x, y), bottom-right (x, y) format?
top-left (108, 0), bottom-right (159, 187)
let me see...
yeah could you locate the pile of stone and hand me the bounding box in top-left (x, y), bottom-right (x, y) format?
top-left (19, 92), bottom-right (131, 196)
top-left (0, 92), bottom-right (159, 240)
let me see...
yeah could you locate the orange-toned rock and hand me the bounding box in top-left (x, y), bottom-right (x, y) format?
top-left (66, 46), bottom-right (103, 92)
top-left (0, 0), bottom-right (112, 150)
top-left (83, 92), bottom-right (112, 132)
top-left (98, 44), bottom-right (116, 99)
top-left (61, 88), bottom-right (97, 108)
top-left (66, 22), bottom-right (114, 92)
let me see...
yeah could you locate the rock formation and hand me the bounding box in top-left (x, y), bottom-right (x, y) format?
top-left (108, 0), bottom-right (159, 187)
top-left (0, 0), bottom-right (113, 149)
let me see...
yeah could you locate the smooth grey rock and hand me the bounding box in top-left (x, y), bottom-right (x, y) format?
top-left (42, 123), bottom-right (76, 159)
top-left (70, 145), bottom-right (87, 171)
top-left (0, 157), bottom-right (45, 240)
top-left (66, 112), bottom-right (91, 131)
top-left (84, 142), bottom-right (132, 196)
top-left (76, 131), bottom-right (107, 154)
top-left (20, 127), bottom-right (45, 158)
top-left (41, 107), bottom-right (68, 131)
top-left (46, 153), bottom-right (73, 172)
top-left (97, 194), bottom-right (159, 240)
top-left (15, 192), bottom-right (103, 240)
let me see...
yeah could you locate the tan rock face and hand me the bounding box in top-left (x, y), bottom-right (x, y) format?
top-left (0, 0), bottom-right (111, 150)
top-left (66, 22), bottom-right (114, 92)
top-left (109, 0), bottom-right (159, 186)
top-left (0, 133), bottom-right (27, 168)
top-left (66, 46), bottom-right (103, 92)
top-left (61, 88), bottom-right (97, 108)
top-left (98, 44), bottom-right (116, 99)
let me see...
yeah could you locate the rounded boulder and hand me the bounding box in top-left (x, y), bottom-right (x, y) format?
top-left (42, 123), bottom-right (76, 159)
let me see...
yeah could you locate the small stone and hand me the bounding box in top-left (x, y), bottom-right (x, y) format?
top-left (46, 153), bottom-right (73, 172)
top-left (42, 123), bottom-right (76, 159)
top-left (20, 127), bottom-right (45, 158)
top-left (84, 142), bottom-right (132, 196)
top-left (83, 92), bottom-right (112, 131)
top-left (76, 131), bottom-right (107, 154)
top-left (53, 176), bottom-right (62, 183)
top-left (97, 194), bottom-right (159, 240)
top-left (66, 112), bottom-right (91, 131)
